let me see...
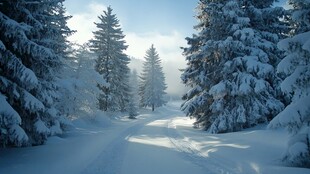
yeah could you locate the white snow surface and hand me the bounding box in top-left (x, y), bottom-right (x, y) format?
top-left (0, 101), bottom-right (309, 174)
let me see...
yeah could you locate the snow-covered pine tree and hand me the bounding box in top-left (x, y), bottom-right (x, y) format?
top-left (32, 1), bottom-right (75, 121)
top-left (0, 0), bottom-right (72, 146)
top-left (33, 0), bottom-right (74, 57)
top-left (90, 6), bottom-right (130, 112)
top-left (139, 44), bottom-right (167, 111)
top-left (268, 0), bottom-right (310, 167)
top-left (37, 0), bottom-right (75, 135)
top-left (181, 0), bottom-right (285, 133)
top-left (128, 69), bottom-right (139, 119)
top-left (56, 42), bottom-right (108, 120)
top-left (55, 43), bottom-right (80, 120)
top-left (72, 43), bottom-right (104, 119)
top-left (116, 54), bottom-right (131, 112)
top-left (181, 0), bottom-right (228, 129)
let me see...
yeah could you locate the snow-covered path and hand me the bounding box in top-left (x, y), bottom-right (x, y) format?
top-left (121, 111), bottom-right (205, 174)
top-left (1, 102), bottom-right (310, 174)
top-left (0, 103), bottom-right (206, 174)
top-left (82, 105), bottom-right (206, 174)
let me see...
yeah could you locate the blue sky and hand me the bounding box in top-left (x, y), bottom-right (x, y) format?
top-left (64, 0), bottom-right (197, 38)
top-left (64, 0), bottom-right (288, 95)
top-left (64, 0), bottom-right (198, 64)
top-left (64, 0), bottom-right (287, 59)
top-left (64, 0), bottom-right (198, 95)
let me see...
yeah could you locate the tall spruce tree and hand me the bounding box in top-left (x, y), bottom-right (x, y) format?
top-left (268, 0), bottom-right (310, 167)
top-left (139, 44), bottom-right (167, 111)
top-left (0, 0), bottom-right (73, 146)
top-left (90, 6), bottom-right (130, 112)
top-left (181, 0), bottom-right (285, 133)
top-left (41, 0), bottom-right (75, 126)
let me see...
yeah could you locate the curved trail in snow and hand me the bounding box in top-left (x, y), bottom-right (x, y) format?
top-left (82, 111), bottom-right (166, 174)
top-left (82, 104), bottom-right (237, 174)
top-left (2, 103), bottom-right (309, 174)
top-left (0, 103), bottom-right (237, 174)
top-left (166, 117), bottom-right (237, 174)
top-left (119, 107), bottom-right (205, 174)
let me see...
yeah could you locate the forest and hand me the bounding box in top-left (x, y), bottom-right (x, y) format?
top-left (0, 0), bottom-right (309, 172)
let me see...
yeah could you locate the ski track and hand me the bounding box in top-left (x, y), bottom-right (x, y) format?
top-left (2, 103), bottom-right (310, 174)
top-left (147, 105), bottom-right (238, 174)
top-left (82, 112), bottom-right (167, 174)
top-left (164, 106), bottom-right (239, 174)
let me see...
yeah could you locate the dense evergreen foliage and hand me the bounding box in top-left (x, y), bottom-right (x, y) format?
top-left (268, 0), bottom-right (310, 167)
top-left (0, 0), bottom-right (73, 146)
top-left (181, 0), bottom-right (285, 133)
top-left (90, 6), bottom-right (130, 112)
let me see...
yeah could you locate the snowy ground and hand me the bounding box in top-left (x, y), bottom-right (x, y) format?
top-left (1, 101), bottom-right (309, 174)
